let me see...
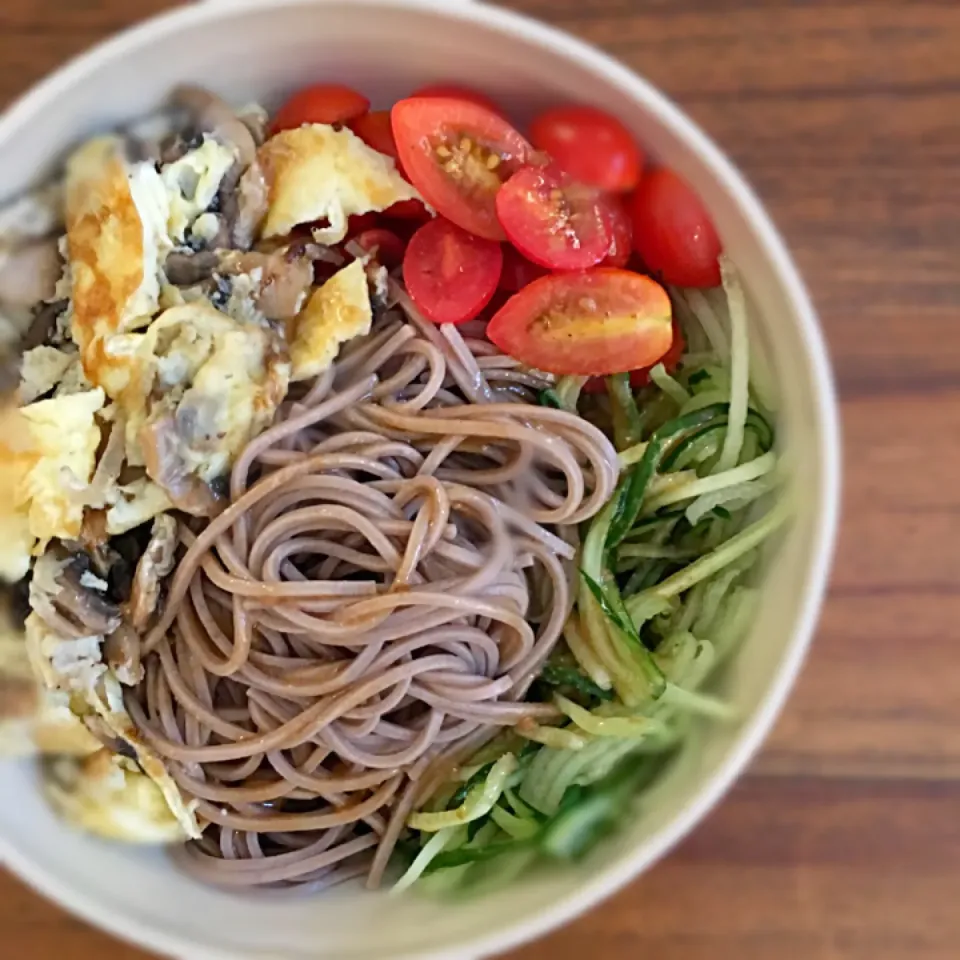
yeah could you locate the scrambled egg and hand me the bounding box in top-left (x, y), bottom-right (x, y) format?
top-left (26, 611), bottom-right (201, 840)
top-left (15, 388), bottom-right (105, 550)
top-left (105, 478), bottom-right (172, 537)
top-left (25, 612), bottom-right (106, 696)
top-left (65, 136), bottom-right (171, 398)
top-left (290, 259), bottom-right (373, 381)
top-left (118, 301), bottom-right (289, 486)
top-left (0, 402), bottom-right (36, 582)
top-left (43, 749), bottom-right (187, 845)
top-left (18, 346), bottom-right (76, 404)
top-left (161, 137), bottom-right (237, 243)
top-left (258, 124), bottom-right (422, 244)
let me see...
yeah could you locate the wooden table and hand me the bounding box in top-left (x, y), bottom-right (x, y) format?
top-left (1, 1), bottom-right (956, 957)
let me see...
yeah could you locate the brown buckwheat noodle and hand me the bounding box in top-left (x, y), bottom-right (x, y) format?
top-left (125, 298), bottom-right (619, 891)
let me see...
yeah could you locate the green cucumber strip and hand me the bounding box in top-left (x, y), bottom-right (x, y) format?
top-left (606, 373), bottom-right (644, 450)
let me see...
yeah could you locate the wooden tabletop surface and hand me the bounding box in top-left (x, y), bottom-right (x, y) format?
top-left (1, 1), bottom-right (956, 958)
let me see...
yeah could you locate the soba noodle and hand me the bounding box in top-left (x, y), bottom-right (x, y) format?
top-left (123, 307), bottom-right (619, 890)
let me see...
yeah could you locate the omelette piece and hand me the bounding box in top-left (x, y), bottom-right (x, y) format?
top-left (18, 346), bottom-right (76, 403)
top-left (65, 136), bottom-right (171, 398)
top-left (104, 478), bottom-right (172, 536)
top-left (25, 611), bottom-right (201, 840)
top-left (25, 612), bottom-right (106, 697)
top-left (161, 136), bottom-right (238, 243)
top-left (43, 750), bottom-right (188, 845)
top-left (258, 124), bottom-right (422, 244)
top-left (15, 388), bottom-right (105, 549)
top-left (290, 259), bottom-right (373, 381)
top-left (0, 401), bottom-right (37, 582)
top-left (113, 302), bottom-right (289, 509)
top-left (91, 671), bottom-right (201, 840)
top-left (0, 592), bottom-right (99, 758)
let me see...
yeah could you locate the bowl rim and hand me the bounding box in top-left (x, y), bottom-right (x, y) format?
top-left (0, 1), bottom-right (842, 958)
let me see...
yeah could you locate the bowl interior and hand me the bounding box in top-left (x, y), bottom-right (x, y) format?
top-left (0, 2), bottom-right (838, 958)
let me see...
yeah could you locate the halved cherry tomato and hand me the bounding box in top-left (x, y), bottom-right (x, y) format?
top-left (349, 110), bottom-right (398, 159)
top-left (486, 269), bottom-right (673, 376)
top-left (384, 199), bottom-right (432, 221)
top-left (391, 98), bottom-right (536, 241)
top-left (499, 245), bottom-right (548, 292)
top-left (629, 168), bottom-right (722, 288)
top-left (355, 229), bottom-right (406, 268)
top-left (496, 165), bottom-right (610, 271)
top-left (272, 84), bottom-right (371, 133)
top-left (583, 315), bottom-right (685, 392)
top-left (530, 105), bottom-right (644, 193)
top-left (403, 217), bottom-right (504, 324)
top-left (411, 83), bottom-right (503, 116)
top-left (346, 212), bottom-right (381, 238)
top-left (600, 195), bottom-right (633, 268)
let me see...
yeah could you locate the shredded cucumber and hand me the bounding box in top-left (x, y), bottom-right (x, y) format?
top-left (408, 754), bottom-right (518, 831)
top-left (402, 262), bottom-right (786, 895)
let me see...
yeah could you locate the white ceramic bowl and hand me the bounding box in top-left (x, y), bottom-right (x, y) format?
top-left (0, 1), bottom-right (841, 957)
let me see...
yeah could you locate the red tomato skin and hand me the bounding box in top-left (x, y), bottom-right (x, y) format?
top-left (403, 218), bottom-right (504, 325)
top-left (583, 315), bottom-right (685, 392)
top-left (487, 269), bottom-right (673, 376)
top-left (384, 199), bottom-right (432, 221)
top-left (355, 229), bottom-right (406, 268)
top-left (349, 110), bottom-right (398, 159)
top-left (496, 166), bottom-right (610, 271)
top-left (601, 195), bottom-right (634, 268)
top-left (530, 106), bottom-right (644, 193)
top-left (346, 213), bottom-right (381, 238)
top-left (272, 84), bottom-right (371, 133)
top-left (499, 245), bottom-right (548, 292)
top-left (411, 84), bottom-right (504, 116)
top-left (629, 169), bottom-right (722, 288)
top-left (391, 98), bottom-right (536, 242)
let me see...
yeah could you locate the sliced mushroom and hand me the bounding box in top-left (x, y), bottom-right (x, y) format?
top-left (237, 103), bottom-right (269, 147)
top-left (158, 132), bottom-right (196, 166)
top-left (140, 415), bottom-right (224, 518)
top-left (0, 240), bottom-right (61, 308)
top-left (55, 558), bottom-right (123, 637)
top-left (128, 516), bottom-right (178, 634)
top-left (232, 160), bottom-right (270, 250)
top-left (22, 299), bottom-right (68, 351)
top-left (31, 549), bottom-right (123, 638)
top-left (172, 85), bottom-right (257, 169)
top-left (165, 250), bottom-right (220, 287)
top-left (73, 509), bottom-right (118, 581)
top-left (219, 243), bottom-right (318, 321)
top-left (103, 623), bottom-right (142, 686)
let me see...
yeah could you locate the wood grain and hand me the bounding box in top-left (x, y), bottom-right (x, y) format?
top-left (1, 1), bottom-right (956, 957)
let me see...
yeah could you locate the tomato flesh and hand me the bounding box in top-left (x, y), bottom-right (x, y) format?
top-left (530, 105), bottom-right (644, 193)
top-left (486, 269), bottom-right (673, 376)
top-left (583, 315), bottom-right (685, 392)
top-left (349, 110), bottom-right (398, 159)
top-left (391, 97), bottom-right (536, 242)
top-left (272, 84), bottom-right (371, 133)
top-left (355, 228), bottom-right (406, 268)
top-left (403, 217), bottom-right (504, 325)
top-left (411, 84), bottom-right (504, 116)
top-left (629, 169), bottom-right (722, 288)
top-left (496, 166), bottom-right (610, 271)
top-left (600, 195), bottom-right (633, 268)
